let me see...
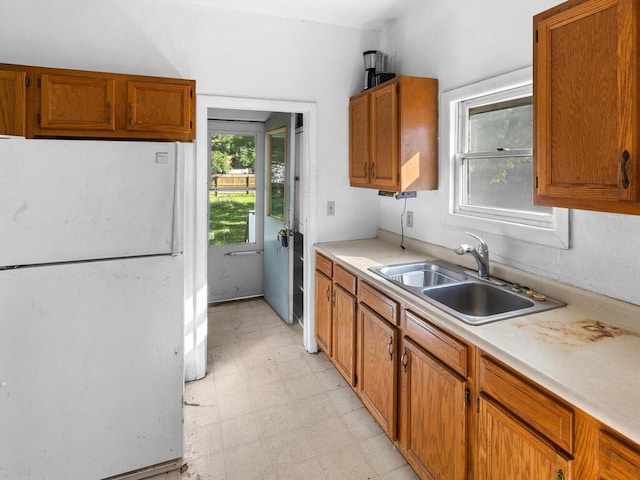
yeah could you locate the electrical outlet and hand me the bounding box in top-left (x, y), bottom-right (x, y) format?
top-left (327, 201), bottom-right (335, 216)
top-left (406, 211), bottom-right (414, 228)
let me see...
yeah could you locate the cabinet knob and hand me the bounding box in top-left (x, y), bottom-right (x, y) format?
top-left (363, 162), bottom-right (368, 177)
top-left (621, 150), bottom-right (630, 189)
top-left (556, 469), bottom-right (565, 480)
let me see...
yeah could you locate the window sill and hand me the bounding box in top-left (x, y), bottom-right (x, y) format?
top-left (445, 208), bottom-right (570, 249)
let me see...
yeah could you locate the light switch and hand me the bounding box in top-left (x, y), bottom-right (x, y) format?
top-left (156, 152), bottom-right (169, 164)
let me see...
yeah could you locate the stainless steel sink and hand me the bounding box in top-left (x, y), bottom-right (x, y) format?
top-left (371, 261), bottom-right (466, 288)
top-left (369, 260), bottom-right (565, 325)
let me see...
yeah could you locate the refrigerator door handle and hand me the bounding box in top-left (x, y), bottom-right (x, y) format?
top-left (172, 142), bottom-right (184, 256)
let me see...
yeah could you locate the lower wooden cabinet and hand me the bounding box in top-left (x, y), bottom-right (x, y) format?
top-left (358, 303), bottom-right (398, 438)
top-left (314, 269), bottom-right (332, 356)
top-left (332, 285), bottom-right (357, 386)
top-left (600, 430), bottom-right (640, 480)
top-left (477, 396), bottom-right (572, 480)
top-left (400, 337), bottom-right (467, 480)
top-left (313, 252), bottom-right (640, 480)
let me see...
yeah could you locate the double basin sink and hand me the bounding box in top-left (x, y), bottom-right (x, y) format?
top-left (369, 260), bottom-right (564, 325)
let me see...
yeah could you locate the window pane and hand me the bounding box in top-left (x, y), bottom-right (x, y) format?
top-left (469, 101), bottom-right (532, 152)
top-left (463, 155), bottom-right (551, 213)
top-left (209, 134), bottom-right (256, 245)
top-left (268, 128), bottom-right (287, 222)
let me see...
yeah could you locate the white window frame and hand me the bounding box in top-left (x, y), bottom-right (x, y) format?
top-left (443, 67), bottom-right (569, 249)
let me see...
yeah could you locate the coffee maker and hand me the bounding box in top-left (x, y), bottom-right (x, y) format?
top-left (363, 50), bottom-right (379, 90)
top-left (363, 50), bottom-right (395, 90)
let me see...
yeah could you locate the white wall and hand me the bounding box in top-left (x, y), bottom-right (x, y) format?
top-left (0, 0), bottom-right (381, 243)
top-left (378, 0), bottom-right (640, 307)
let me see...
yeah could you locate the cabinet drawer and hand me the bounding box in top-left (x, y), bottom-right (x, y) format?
top-left (334, 264), bottom-right (357, 295)
top-left (404, 309), bottom-right (468, 377)
top-left (315, 252), bottom-right (333, 277)
top-left (480, 355), bottom-right (574, 454)
top-left (359, 282), bottom-right (398, 326)
top-left (600, 431), bottom-right (640, 480)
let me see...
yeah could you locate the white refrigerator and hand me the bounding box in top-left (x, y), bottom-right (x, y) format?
top-left (0, 138), bottom-right (185, 480)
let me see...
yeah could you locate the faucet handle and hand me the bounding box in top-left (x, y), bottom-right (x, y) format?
top-left (465, 232), bottom-right (488, 254)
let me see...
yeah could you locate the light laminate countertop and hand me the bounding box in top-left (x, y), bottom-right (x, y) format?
top-left (315, 234), bottom-right (640, 446)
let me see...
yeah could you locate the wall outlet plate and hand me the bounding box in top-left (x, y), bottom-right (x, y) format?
top-left (327, 201), bottom-right (335, 216)
top-left (406, 211), bottom-right (414, 228)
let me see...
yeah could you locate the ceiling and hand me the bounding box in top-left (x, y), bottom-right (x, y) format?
top-left (184, 0), bottom-right (421, 29)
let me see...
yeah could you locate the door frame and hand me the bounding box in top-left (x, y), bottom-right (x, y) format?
top-left (188, 94), bottom-right (318, 380)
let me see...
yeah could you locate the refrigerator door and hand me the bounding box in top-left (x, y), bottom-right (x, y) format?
top-left (0, 255), bottom-right (184, 480)
top-left (0, 138), bottom-right (180, 266)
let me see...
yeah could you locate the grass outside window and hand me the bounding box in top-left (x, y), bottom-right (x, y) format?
top-left (209, 192), bottom-right (255, 245)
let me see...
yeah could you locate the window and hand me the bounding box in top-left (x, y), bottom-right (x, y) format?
top-left (209, 132), bottom-right (258, 245)
top-left (444, 68), bottom-right (569, 248)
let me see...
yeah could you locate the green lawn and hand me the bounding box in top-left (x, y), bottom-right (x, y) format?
top-left (209, 193), bottom-right (255, 245)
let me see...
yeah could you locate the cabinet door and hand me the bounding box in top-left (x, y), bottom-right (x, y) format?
top-left (478, 396), bottom-right (572, 480)
top-left (349, 94), bottom-right (371, 187)
top-left (534, 0), bottom-right (638, 211)
top-left (600, 430), bottom-right (640, 480)
top-left (370, 82), bottom-right (399, 191)
top-left (38, 73), bottom-right (116, 132)
top-left (400, 338), bottom-right (467, 480)
top-left (358, 303), bottom-right (397, 438)
top-left (314, 270), bottom-right (332, 356)
top-left (127, 81), bottom-right (193, 135)
top-left (332, 285), bottom-right (357, 386)
top-left (0, 69), bottom-right (26, 136)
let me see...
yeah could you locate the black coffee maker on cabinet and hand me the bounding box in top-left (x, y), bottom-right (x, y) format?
top-left (363, 50), bottom-right (395, 90)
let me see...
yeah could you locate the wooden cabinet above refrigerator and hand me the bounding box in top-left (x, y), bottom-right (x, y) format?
top-left (0, 63), bottom-right (195, 142)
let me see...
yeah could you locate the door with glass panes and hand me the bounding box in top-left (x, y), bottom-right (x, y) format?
top-left (207, 120), bottom-right (264, 302)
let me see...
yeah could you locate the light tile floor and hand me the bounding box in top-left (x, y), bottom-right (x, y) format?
top-left (153, 298), bottom-right (418, 480)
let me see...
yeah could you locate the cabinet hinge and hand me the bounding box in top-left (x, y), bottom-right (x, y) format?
top-left (535, 176), bottom-right (539, 189)
top-left (465, 388), bottom-right (471, 406)
top-left (190, 120), bottom-right (193, 129)
top-left (354, 374), bottom-right (358, 386)
top-left (37, 113), bottom-right (41, 125)
top-left (25, 76), bottom-right (30, 87)
top-left (190, 88), bottom-right (193, 98)
top-left (535, 30), bottom-right (539, 43)
top-left (476, 397), bottom-right (480, 413)
top-left (397, 172), bottom-right (400, 182)
top-left (37, 78), bottom-right (41, 88)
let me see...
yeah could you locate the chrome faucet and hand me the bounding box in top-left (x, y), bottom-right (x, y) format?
top-left (455, 232), bottom-right (490, 279)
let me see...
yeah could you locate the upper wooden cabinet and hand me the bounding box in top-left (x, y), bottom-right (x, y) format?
top-left (0, 67), bottom-right (27, 136)
top-left (0, 63), bottom-right (195, 141)
top-left (349, 76), bottom-right (438, 192)
top-left (37, 72), bottom-right (116, 133)
top-left (533, 0), bottom-right (640, 214)
top-left (126, 81), bottom-right (193, 135)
